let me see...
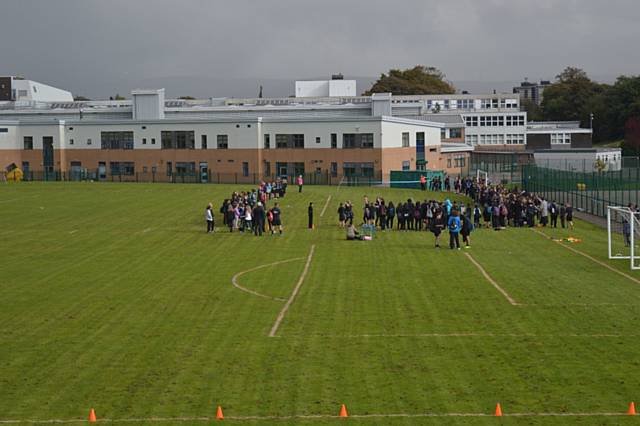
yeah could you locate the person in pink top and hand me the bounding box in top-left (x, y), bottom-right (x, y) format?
top-left (297, 175), bottom-right (304, 193)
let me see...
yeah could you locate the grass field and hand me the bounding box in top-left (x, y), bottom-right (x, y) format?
top-left (1, 182), bottom-right (640, 425)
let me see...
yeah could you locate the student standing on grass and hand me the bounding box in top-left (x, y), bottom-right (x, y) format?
top-left (387, 201), bottom-right (396, 229)
top-left (566, 203), bottom-right (574, 229)
top-left (550, 201), bottom-right (558, 227)
top-left (308, 202), bottom-right (314, 229)
top-left (205, 203), bottom-right (214, 233)
top-left (253, 202), bottom-right (265, 236)
top-left (540, 198), bottom-right (549, 227)
top-left (420, 175), bottom-right (427, 191)
top-left (337, 203), bottom-right (346, 227)
top-left (448, 210), bottom-right (461, 250)
top-left (244, 205), bottom-right (252, 233)
top-left (430, 209), bottom-right (445, 248)
top-left (460, 213), bottom-right (472, 248)
top-left (559, 203), bottom-right (566, 228)
top-left (297, 175), bottom-right (304, 192)
top-left (271, 202), bottom-right (283, 235)
top-left (473, 204), bottom-right (482, 229)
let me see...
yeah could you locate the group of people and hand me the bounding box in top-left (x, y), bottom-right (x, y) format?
top-left (205, 186), bottom-right (284, 236)
top-left (203, 174), bottom-right (583, 249)
top-left (339, 196), bottom-right (474, 249)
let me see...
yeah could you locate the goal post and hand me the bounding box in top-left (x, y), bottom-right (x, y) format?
top-left (476, 169), bottom-right (489, 184)
top-left (607, 206), bottom-right (640, 270)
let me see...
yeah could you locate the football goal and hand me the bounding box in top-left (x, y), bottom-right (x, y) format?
top-left (476, 169), bottom-right (489, 184)
top-left (607, 206), bottom-right (640, 270)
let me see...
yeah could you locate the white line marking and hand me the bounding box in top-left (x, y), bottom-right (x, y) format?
top-left (142, 228), bottom-right (152, 233)
top-left (269, 244), bottom-right (316, 337)
top-left (532, 228), bottom-right (640, 285)
top-left (465, 252), bottom-right (519, 306)
top-left (69, 230), bottom-right (78, 235)
top-left (296, 333), bottom-right (640, 338)
top-left (0, 411), bottom-right (633, 423)
top-left (319, 195), bottom-right (331, 217)
top-left (231, 258), bottom-right (304, 302)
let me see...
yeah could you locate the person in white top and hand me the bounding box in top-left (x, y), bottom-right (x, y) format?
top-left (244, 208), bottom-right (253, 233)
top-left (205, 203), bottom-right (214, 233)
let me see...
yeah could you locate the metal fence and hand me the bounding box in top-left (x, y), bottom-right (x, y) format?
top-left (1, 169), bottom-right (384, 186)
top-left (522, 164), bottom-right (640, 217)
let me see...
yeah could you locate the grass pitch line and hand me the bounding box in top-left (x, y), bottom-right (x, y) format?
top-left (0, 412), bottom-right (633, 423)
top-left (532, 228), bottom-right (640, 286)
top-left (231, 257), bottom-right (304, 302)
top-left (269, 244), bottom-right (316, 337)
top-left (464, 252), bottom-right (519, 306)
top-left (308, 332), bottom-right (640, 338)
top-left (319, 195), bottom-right (332, 217)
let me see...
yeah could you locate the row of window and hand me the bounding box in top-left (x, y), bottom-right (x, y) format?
top-left (550, 133), bottom-right (572, 144)
top-left (464, 115), bottom-right (526, 127)
top-left (425, 98), bottom-right (518, 111)
top-left (464, 134), bottom-right (526, 145)
top-left (446, 157), bottom-right (467, 168)
top-left (21, 132), bottom-right (382, 150)
top-left (441, 128), bottom-right (463, 139)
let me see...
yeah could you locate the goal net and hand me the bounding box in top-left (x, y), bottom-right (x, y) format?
top-left (607, 206), bottom-right (640, 270)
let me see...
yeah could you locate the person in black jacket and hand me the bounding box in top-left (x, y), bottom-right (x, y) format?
top-left (460, 214), bottom-right (473, 248)
top-left (308, 202), bottom-right (314, 229)
top-left (253, 202), bottom-right (265, 236)
top-left (387, 201), bottom-right (396, 229)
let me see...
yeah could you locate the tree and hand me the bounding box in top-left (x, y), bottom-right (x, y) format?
top-left (73, 95), bottom-right (91, 101)
top-left (624, 116), bottom-right (640, 156)
top-left (541, 67), bottom-right (605, 139)
top-left (179, 96), bottom-right (196, 100)
top-left (110, 94), bottom-right (126, 101)
top-left (521, 99), bottom-right (543, 121)
top-left (363, 65), bottom-right (456, 95)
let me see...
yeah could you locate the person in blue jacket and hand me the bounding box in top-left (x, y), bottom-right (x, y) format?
top-left (448, 210), bottom-right (461, 250)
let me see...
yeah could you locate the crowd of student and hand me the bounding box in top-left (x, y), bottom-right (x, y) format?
top-left (205, 179), bottom-right (291, 236)
top-left (203, 174), bottom-right (581, 249)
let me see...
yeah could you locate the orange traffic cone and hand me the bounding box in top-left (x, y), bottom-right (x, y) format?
top-left (629, 402), bottom-right (636, 416)
top-left (216, 405), bottom-right (224, 420)
top-left (88, 408), bottom-right (97, 423)
top-left (495, 403), bottom-right (503, 417)
top-left (339, 404), bottom-right (348, 417)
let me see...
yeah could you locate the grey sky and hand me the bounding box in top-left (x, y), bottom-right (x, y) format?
top-left (2, 0), bottom-right (639, 98)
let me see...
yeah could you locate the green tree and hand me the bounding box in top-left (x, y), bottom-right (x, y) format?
top-left (179, 96), bottom-right (196, 100)
top-left (521, 99), bottom-right (543, 121)
top-left (73, 96), bottom-right (91, 101)
top-left (624, 116), bottom-right (640, 156)
top-left (363, 65), bottom-right (456, 95)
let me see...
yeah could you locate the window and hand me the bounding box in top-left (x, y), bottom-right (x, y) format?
top-left (447, 158), bottom-right (452, 168)
top-left (342, 133), bottom-right (374, 149)
top-left (151, 138), bottom-right (156, 145)
top-left (264, 161), bottom-right (271, 177)
top-left (361, 134), bottom-right (373, 148)
top-left (465, 134), bottom-right (478, 145)
top-left (201, 135), bottom-right (207, 149)
top-left (480, 116), bottom-right (486, 127)
top-left (450, 128), bottom-right (462, 139)
top-left (263, 134), bottom-right (270, 149)
top-left (142, 138), bottom-right (147, 145)
top-left (330, 162), bottom-right (338, 177)
top-left (23, 136), bottom-right (33, 150)
top-left (331, 133), bottom-right (337, 149)
top-left (101, 131), bottom-right (134, 150)
top-left (175, 162), bottom-right (196, 176)
top-left (87, 139), bottom-right (92, 145)
top-left (454, 157), bottom-right (466, 167)
top-left (69, 139), bottom-right (74, 145)
top-left (316, 136), bottom-right (321, 144)
top-left (441, 129), bottom-right (446, 139)
top-left (161, 131), bottom-right (195, 149)
top-left (217, 134), bottom-right (228, 149)
top-left (143, 166), bottom-right (148, 173)
top-left (110, 162), bottom-right (135, 176)
top-left (402, 161), bottom-right (410, 171)
top-left (275, 134), bottom-right (305, 149)
top-left (166, 161), bottom-right (172, 176)
top-left (402, 132), bottom-right (410, 147)
top-left (0, 128), bottom-right (8, 133)
top-left (242, 162), bottom-right (249, 177)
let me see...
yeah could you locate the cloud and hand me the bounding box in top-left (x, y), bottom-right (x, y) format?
top-left (1, 0), bottom-right (638, 98)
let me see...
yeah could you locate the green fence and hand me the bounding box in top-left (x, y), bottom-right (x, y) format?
top-left (390, 170), bottom-right (445, 189)
top-left (522, 164), bottom-right (640, 217)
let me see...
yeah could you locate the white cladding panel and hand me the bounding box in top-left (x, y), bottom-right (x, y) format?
top-left (328, 80), bottom-right (356, 97)
top-left (295, 80), bottom-right (357, 97)
top-left (133, 90), bottom-right (165, 120)
top-left (260, 121), bottom-right (381, 149)
top-left (380, 121), bottom-right (441, 148)
top-left (12, 79), bottom-right (73, 102)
